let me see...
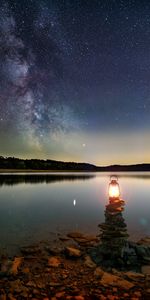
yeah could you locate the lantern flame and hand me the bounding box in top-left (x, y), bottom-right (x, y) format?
top-left (108, 176), bottom-right (120, 199)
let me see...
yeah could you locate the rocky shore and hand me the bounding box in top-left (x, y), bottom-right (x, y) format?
top-left (0, 232), bottom-right (150, 300)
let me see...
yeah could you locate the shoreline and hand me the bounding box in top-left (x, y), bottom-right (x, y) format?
top-left (0, 169), bottom-right (95, 173)
top-left (0, 169), bottom-right (150, 173)
top-left (0, 232), bottom-right (150, 299)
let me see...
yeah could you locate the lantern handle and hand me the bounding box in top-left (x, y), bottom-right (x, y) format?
top-left (110, 175), bottom-right (118, 181)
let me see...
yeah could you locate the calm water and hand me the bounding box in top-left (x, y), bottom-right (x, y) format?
top-left (0, 172), bottom-right (150, 255)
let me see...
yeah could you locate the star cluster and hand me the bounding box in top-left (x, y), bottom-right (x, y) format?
top-left (0, 0), bottom-right (150, 164)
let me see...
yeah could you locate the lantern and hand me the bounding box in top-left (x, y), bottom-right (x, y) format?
top-left (108, 175), bottom-right (120, 200)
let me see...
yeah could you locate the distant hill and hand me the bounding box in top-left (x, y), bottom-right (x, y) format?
top-left (0, 156), bottom-right (150, 171)
top-left (97, 164), bottom-right (150, 172)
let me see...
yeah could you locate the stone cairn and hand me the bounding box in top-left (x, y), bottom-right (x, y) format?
top-left (98, 197), bottom-right (129, 267)
top-left (91, 177), bottom-right (150, 270)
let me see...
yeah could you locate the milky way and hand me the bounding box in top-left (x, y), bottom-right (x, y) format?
top-left (0, 0), bottom-right (150, 164)
top-left (0, 1), bottom-right (82, 156)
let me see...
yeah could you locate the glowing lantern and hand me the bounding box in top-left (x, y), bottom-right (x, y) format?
top-left (108, 176), bottom-right (120, 200)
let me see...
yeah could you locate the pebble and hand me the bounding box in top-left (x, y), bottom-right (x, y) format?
top-left (107, 295), bottom-right (117, 300)
top-left (112, 287), bottom-right (118, 292)
top-left (48, 257), bottom-right (61, 267)
top-left (8, 294), bottom-right (16, 300)
top-left (55, 291), bottom-right (65, 298)
top-left (22, 267), bottom-right (30, 273)
top-left (123, 293), bottom-right (129, 297)
top-left (33, 288), bottom-right (40, 295)
top-left (84, 255), bottom-right (96, 268)
top-left (142, 265), bottom-right (150, 275)
top-left (10, 257), bottom-right (23, 275)
top-left (98, 296), bottom-right (106, 300)
top-left (133, 291), bottom-right (142, 297)
top-left (65, 247), bottom-right (82, 257)
top-left (94, 267), bottom-right (104, 277)
top-left (74, 296), bottom-right (85, 300)
top-left (100, 272), bottom-right (134, 290)
top-left (0, 295), bottom-right (6, 300)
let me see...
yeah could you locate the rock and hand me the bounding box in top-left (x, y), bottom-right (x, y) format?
top-left (26, 280), bottom-right (36, 287)
top-left (0, 256), bottom-right (11, 273)
top-left (111, 268), bottom-right (122, 276)
top-left (123, 293), bottom-right (129, 297)
top-left (10, 279), bottom-right (22, 293)
top-left (67, 232), bottom-right (85, 239)
top-left (36, 281), bottom-right (45, 289)
top-left (84, 255), bottom-right (96, 268)
top-left (45, 246), bottom-right (62, 255)
top-left (8, 294), bottom-right (16, 300)
top-left (142, 257), bottom-right (150, 264)
top-left (33, 289), bottom-right (40, 295)
top-left (55, 291), bottom-right (65, 298)
top-left (65, 247), bottom-right (81, 257)
top-left (59, 236), bottom-right (70, 242)
top-left (22, 267), bottom-right (30, 273)
top-left (107, 296), bottom-right (117, 300)
top-left (21, 245), bottom-right (41, 255)
top-left (142, 265), bottom-right (150, 275)
top-left (0, 295), bottom-right (6, 300)
top-left (20, 290), bottom-right (29, 298)
top-left (48, 257), bottom-right (61, 267)
top-left (98, 296), bottom-right (106, 300)
top-left (137, 237), bottom-right (150, 246)
top-left (100, 272), bottom-right (134, 290)
top-left (10, 257), bottom-right (23, 275)
top-left (67, 232), bottom-right (98, 245)
top-left (135, 244), bottom-right (150, 259)
top-left (49, 282), bottom-right (63, 287)
top-left (94, 267), bottom-right (104, 278)
top-left (124, 271), bottom-right (145, 281)
top-left (133, 291), bottom-right (142, 297)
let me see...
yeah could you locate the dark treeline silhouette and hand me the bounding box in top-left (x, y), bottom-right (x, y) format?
top-left (0, 156), bottom-right (96, 171)
top-left (98, 164), bottom-right (150, 172)
top-left (0, 156), bottom-right (150, 171)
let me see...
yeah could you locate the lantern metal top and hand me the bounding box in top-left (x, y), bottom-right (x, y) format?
top-left (110, 175), bottom-right (118, 182)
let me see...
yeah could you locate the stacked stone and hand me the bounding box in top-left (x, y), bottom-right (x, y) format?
top-left (98, 198), bottom-right (129, 266)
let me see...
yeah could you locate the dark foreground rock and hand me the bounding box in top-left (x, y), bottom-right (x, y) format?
top-left (0, 234), bottom-right (150, 300)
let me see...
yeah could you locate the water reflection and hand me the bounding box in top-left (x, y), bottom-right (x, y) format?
top-left (116, 173), bottom-right (150, 179)
top-left (0, 172), bottom-right (150, 256)
top-left (0, 174), bottom-right (95, 186)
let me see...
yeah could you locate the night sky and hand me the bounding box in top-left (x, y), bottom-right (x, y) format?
top-left (0, 0), bottom-right (149, 165)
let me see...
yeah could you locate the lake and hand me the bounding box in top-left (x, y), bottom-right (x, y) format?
top-left (0, 172), bottom-right (150, 255)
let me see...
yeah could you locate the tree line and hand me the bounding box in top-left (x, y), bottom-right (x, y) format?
top-left (0, 156), bottom-right (150, 171)
top-left (0, 156), bottom-right (96, 171)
